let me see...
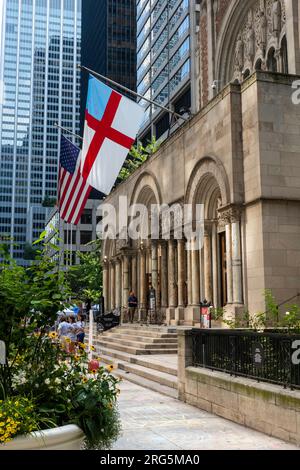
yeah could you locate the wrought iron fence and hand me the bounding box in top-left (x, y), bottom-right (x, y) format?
top-left (191, 329), bottom-right (300, 390)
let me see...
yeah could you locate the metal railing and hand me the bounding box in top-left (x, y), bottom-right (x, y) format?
top-left (191, 329), bottom-right (300, 390)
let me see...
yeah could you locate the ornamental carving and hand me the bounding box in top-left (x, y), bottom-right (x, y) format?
top-left (232, 0), bottom-right (286, 81)
top-left (217, 206), bottom-right (243, 226)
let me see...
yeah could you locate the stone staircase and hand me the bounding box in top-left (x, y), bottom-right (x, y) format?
top-left (89, 324), bottom-right (178, 398)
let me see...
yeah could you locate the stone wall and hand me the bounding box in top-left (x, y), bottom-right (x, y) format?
top-left (178, 329), bottom-right (300, 446)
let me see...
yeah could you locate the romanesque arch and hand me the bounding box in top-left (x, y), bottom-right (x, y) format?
top-left (216, 0), bottom-right (287, 86)
top-left (185, 156), bottom-right (230, 210)
top-left (130, 171), bottom-right (162, 208)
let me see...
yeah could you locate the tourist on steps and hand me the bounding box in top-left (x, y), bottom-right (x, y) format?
top-left (128, 291), bottom-right (138, 324)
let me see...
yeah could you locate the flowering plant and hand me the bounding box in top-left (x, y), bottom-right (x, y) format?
top-left (0, 239), bottom-right (121, 449)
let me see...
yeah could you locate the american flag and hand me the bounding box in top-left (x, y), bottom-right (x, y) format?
top-left (58, 135), bottom-right (92, 225)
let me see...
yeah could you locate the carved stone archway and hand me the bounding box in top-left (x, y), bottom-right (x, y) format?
top-left (216, 0), bottom-right (287, 85)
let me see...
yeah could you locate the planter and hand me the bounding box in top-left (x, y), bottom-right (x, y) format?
top-left (1, 424), bottom-right (85, 450)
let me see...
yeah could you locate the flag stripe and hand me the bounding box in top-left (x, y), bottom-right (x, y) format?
top-left (58, 136), bottom-right (91, 225)
top-left (73, 184), bottom-right (92, 225)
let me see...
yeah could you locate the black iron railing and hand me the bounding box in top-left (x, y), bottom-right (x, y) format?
top-left (191, 329), bottom-right (300, 390)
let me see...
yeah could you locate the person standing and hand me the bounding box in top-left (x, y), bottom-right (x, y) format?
top-left (128, 291), bottom-right (138, 324)
top-left (57, 316), bottom-right (69, 352)
top-left (76, 313), bottom-right (85, 345)
top-left (66, 316), bottom-right (77, 354)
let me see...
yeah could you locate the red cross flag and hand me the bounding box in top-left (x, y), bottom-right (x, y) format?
top-left (81, 75), bottom-right (145, 194)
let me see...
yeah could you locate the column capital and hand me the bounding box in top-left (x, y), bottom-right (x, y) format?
top-left (218, 205), bottom-right (243, 225)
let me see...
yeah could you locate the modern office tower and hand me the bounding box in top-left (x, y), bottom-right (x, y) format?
top-left (136, 0), bottom-right (200, 142)
top-left (45, 199), bottom-right (102, 268)
top-left (81, 0), bottom-right (137, 132)
top-left (0, 0), bottom-right (81, 263)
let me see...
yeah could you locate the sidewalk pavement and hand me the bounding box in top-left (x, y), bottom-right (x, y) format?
top-left (113, 380), bottom-right (298, 450)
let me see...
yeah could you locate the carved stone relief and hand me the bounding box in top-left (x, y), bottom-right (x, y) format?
top-left (232, 0), bottom-right (286, 81)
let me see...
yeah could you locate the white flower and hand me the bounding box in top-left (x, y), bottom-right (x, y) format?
top-left (44, 378), bottom-right (50, 385)
top-left (54, 378), bottom-right (61, 385)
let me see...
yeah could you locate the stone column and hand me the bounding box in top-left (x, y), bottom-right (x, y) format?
top-left (151, 241), bottom-right (159, 305)
top-left (175, 239), bottom-right (186, 325)
top-left (187, 245), bottom-right (192, 305)
top-left (225, 223), bottom-right (233, 304)
top-left (115, 259), bottom-right (122, 309)
top-left (232, 219), bottom-right (243, 304)
top-left (131, 254), bottom-right (137, 295)
top-left (103, 262), bottom-right (109, 312)
top-left (139, 249), bottom-right (147, 311)
top-left (212, 224), bottom-right (218, 308)
top-left (168, 239), bottom-right (177, 308)
top-left (160, 241), bottom-right (168, 308)
top-left (177, 239), bottom-right (186, 307)
top-left (167, 239), bottom-right (177, 324)
top-left (204, 228), bottom-right (213, 303)
top-left (110, 262), bottom-right (115, 310)
top-left (191, 238), bottom-right (200, 306)
top-left (123, 255), bottom-right (129, 309)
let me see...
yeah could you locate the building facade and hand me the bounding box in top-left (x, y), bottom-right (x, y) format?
top-left (45, 198), bottom-right (101, 268)
top-left (136, 0), bottom-right (201, 142)
top-left (102, 0), bottom-right (300, 325)
top-left (0, 0), bottom-right (81, 262)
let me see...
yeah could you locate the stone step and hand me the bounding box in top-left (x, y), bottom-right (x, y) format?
top-left (105, 328), bottom-right (178, 339)
top-left (113, 369), bottom-right (178, 399)
top-left (95, 336), bottom-right (177, 350)
top-left (94, 347), bottom-right (177, 377)
top-left (117, 325), bottom-right (177, 334)
top-left (102, 332), bottom-right (178, 343)
top-left (93, 339), bottom-right (177, 355)
top-left (99, 354), bottom-right (177, 389)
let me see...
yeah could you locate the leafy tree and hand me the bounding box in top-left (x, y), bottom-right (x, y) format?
top-left (118, 137), bottom-right (160, 182)
top-left (0, 233), bottom-right (71, 398)
top-left (23, 242), bottom-right (39, 261)
top-left (67, 240), bottom-right (102, 311)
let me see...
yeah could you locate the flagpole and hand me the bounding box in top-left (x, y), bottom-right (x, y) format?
top-left (55, 122), bottom-right (83, 141)
top-left (79, 65), bottom-right (190, 122)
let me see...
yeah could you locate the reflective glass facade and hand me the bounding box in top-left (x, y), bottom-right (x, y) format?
top-left (81, 0), bottom-right (137, 132)
top-left (136, 0), bottom-right (193, 140)
top-left (0, 0), bottom-right (81, 262)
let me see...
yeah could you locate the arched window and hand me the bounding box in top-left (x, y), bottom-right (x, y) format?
top-left (281, 36), bottom-right (288, 74)
top-left (267, 48), bottom-right (278, 73)
top-left (255, 59), bottom-right (262, 71)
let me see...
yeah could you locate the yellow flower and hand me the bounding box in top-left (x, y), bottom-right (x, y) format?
top-left (96, 357), bottom-right (101, 361)
top-left (49, 332), bottom-right (58, 339)
top-left (65, 338), bottom-right (71, 343)
top-left (74, 355), bottom-right (80, 362)
top-left (82, 376), bottom-right (88, 383)
top-left (91, 369), bottom-right (97, 374)
top-left (106, 364), bottom-right (114, 372)
top-left (78, 342), bottom-right (86, 349)
top-left (90, 345), bottom-right (95, 351)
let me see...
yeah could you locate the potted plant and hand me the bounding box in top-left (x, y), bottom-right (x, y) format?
top-left (0, 237), bottom-right (121, 450)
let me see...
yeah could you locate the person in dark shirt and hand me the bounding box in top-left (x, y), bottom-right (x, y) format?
top-left (128, 291), bottom-right (138, 324)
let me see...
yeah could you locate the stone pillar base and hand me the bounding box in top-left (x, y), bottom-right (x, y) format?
top-left (174, 307), bottom-right (185, 326)
top-left (223, 303), bottom-right (246, 326)
top-left (184, 305), bottom-right (201, 325)
top-left (138, 308), bottom-right (147, 323)
top-left (166, 308), bottom-right (176, 326)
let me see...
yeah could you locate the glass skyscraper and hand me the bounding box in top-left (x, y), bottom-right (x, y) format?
top-left (0, 0), bottom-right (81, 262)
top-left (81, 0), bottom-right (137, 133)
top-left (136, 0), bottom-right (199, 142)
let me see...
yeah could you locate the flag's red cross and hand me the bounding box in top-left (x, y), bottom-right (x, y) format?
top-left (83, 90), bottom-right (135, 180)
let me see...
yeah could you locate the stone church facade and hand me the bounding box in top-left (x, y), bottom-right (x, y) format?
top-left (102, 0), bottom-right (300, 325)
